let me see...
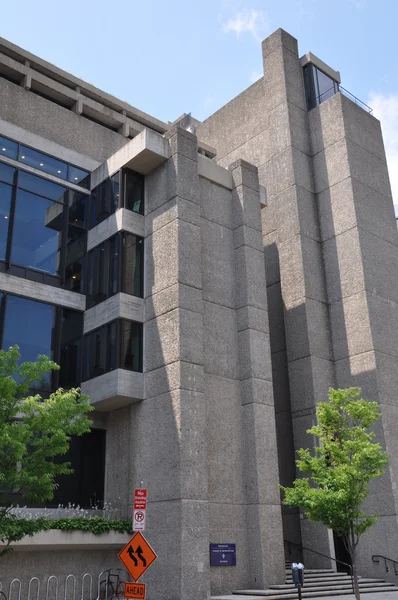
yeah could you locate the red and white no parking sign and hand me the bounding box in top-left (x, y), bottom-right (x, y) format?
top-left (133, 488), bottom-right (147, 531)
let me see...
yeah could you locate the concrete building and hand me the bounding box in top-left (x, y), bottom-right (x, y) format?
top-left (0, 26), bottom-right (397, 600)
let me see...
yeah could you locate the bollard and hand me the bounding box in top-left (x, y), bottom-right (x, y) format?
top-left (291, 562), bottom-right (304, 600)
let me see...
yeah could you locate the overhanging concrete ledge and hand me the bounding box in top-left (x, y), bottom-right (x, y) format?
top-left (91, 129), bottom-right (170, 188)
top-left (0, 530), bottom-right (131, 551)
top-left (198, 154), bottom-right (233, 189)
top-left (82, 369), bottom-right (144, 411)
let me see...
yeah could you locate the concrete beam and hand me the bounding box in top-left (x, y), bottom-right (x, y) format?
top-left (90, 128), bottom-right (169, 189)
top-left (300, 51), bottom-right (341, 83)
top-left (81, 369), bottom-right (144, 411)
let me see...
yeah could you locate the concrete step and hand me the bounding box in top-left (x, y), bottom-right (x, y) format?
top-left (215, 586), bottom-right (398, 600)
top-left (285, 576), bottom-right (350, 581)
top-left (285, 570), bottom-right (335, 575)
top-left (272, 580), bottom-right (391, 590)
top-left (234, 583), bottom-right (394, 596)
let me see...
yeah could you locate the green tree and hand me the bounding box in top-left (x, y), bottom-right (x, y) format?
top-left (0, 345), bottom-right (93, 556)
top-left (282, 387), bottom-right (389, 600)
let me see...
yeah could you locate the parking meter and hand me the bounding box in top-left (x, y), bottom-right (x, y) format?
top-left (291, 563), bottom-right (304, 600)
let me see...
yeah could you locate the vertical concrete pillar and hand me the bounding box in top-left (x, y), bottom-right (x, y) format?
top-left (261, 29), bottom-right (335, 567)
top-left (310, 91), bottom-right (398, 577)
top-left (130, 127), bottom-right (208, 600)
top-left (230, 158), bottom-right (285, 586)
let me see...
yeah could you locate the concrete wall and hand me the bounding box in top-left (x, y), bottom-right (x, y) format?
top-left (103, 128), bottom-right (284, 600)
top-left (0, 547), bottom-right (128, 598)
top-left (199, 26), bottom-right (398, 577)
top-left (309, 90), bottom-right (398, 577)
top-left (0, 78), bottom-right (129, 162)
top-left (198, 29), bottom-right (335, 567)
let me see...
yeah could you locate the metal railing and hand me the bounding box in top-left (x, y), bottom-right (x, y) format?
top-left (372, 554), bottom-right (398, 576)
top-left (284, 539), bottom-right (354, 592)
top-left (317, 85), bottom-right (373, 114)
top-left (0, 570), bottom-right (114, 600)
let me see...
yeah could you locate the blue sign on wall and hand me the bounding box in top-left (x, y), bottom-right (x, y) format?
top-left (210, 544), bottom-right (236, 567)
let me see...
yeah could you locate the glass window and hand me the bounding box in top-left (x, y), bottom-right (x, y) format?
top-left (0, 182), bottom-right (12, 261)
top-left (110, 171), bottom-right (120, 213)
top-left (0, 162), bottom-right (16, 185)
top-left (18, 171), bottom-right (66, 202)
top-left (84, 328), bottom-right (105, 380)
top-left (59, 309), bottom-right (83, 388)
top-left (122, 320), bottom-right (142, 372)
top-left (19, 145), bottom-right (68, 179)
top-left (124, 170), bottom-right (144, 214)
top-left (51, 429), bottom-right (105, 509)
top-left (68, 165), bottom-right (90, 189)
top-left (124, 235), bottom-right (144, 298)
top-left (316, 69), bottom-right (336, 103)
top-left (0, 136), bottom-right (18, 160)
top-left (2, 295), bottom-right (55, 389)
top-left (107, 321), bottom-right (117, 372)
top-left (69, 191), bottom-right (88, 229)
top-left (109, 235), bottom-right (119, 296)
top-left (11, 189), bottom-right (63, 276)
top-left (83, 319), bottom-right (142, 381)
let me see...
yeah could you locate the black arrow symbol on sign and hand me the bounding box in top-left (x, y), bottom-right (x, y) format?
top-left (127, 545), bottom-right (138, 566)
top-left (136, 545), bottom-right (147, 566)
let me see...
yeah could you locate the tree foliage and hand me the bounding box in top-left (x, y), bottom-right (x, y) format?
top-left (0, 345), bottom-right (93, 555)
top-left (282, 387), bottom-right (389, 600)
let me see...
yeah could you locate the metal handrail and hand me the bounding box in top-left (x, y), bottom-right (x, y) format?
top-left (316, 84), bottom-right (373, 114)
top-left (372, 554), bottom-right (398, 576)
top-left (284, 539), bottom-right (354, 592)
top-left (339, 85), bottom-right (373, 114)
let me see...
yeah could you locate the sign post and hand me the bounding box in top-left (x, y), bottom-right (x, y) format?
top-left (118, 488), bottom-right (157, 600)
top-left (133, 488), bottom-right (147, 532)
top-left (119, 532), bottom-right (157, 582)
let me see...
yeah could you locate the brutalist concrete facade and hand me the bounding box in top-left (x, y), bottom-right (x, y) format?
top-left (0, 26), bottom-right (397, 600)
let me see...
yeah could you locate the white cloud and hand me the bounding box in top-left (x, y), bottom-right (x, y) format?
top-left (223, 9), bottom-right (269, 42)
top-left (250, 70), bottom-right (263, 83)
top-left (369, 92), bottom-right (398, 212)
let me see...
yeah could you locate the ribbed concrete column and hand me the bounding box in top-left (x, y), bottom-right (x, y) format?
top-left (230, 158), bottom-right (285, 587)
top-left (131, 126), bottom-right (208, 600)
top-left (261, 29), bottom-right (335, 567)
top-left (310, 91), bottom-right (398, 578)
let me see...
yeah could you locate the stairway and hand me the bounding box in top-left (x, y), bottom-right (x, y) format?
top-left (211, 567), bottom-right (398, 600)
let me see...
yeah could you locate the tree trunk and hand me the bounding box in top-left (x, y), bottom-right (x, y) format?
top-left (351, 550), bottom-right (361, 600)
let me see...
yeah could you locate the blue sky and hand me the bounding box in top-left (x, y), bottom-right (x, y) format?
top-left (1, 0), bottom-right (398, 203)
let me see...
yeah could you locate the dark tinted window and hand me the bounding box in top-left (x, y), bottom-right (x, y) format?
top-left (69, 191), bottom-right (88, 229)
top-left (18, 171), bottom-right (66, 202)
top-left (87, 233), bottom-right (144, 308)
top-left (107, 321), bottom-right (117, 372)
top-left (68, 165), bottom-right (90, 189)
top-left (51, 429), bottom-right (105, 509)
top-left (2, 295), bottom-right (56, 389)
top-left (317, 69), bottom-right (336, 103)
top-left (63, 191), bottom-right (88, 294)
top-left (124, 169), bottom-right (144, 214)
top-left (0, 134), bottom-right (90, 188)
top-left (0, 136), bottom-right (18, 160)
top-left (83, 320), bottom-right (143, 381)
top-left (59, 309), bottom-right (83, 388)
top-left (303, 63), bottom-right (339, 111)
top-left (124, 235), bottom-right (144, 297)
top-left (122, 320), bottom-right (142, 372)
top-left (19, 145), bottom-right (68, 179)
top-left (0, 182), bottom-right (12, 260)
top-left (85, 327), bottom-right (105, 380)
top-left (0, 162), bottom-right (16, 185)
top-left (11, 189), bottom-right (63, 276)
